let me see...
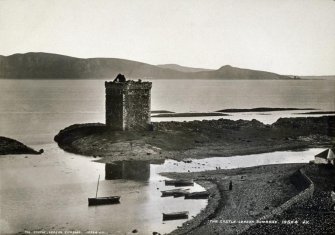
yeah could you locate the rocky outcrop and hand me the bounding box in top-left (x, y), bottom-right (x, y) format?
top-left (272, 116), bottom-right (335, 136)
top-left (152, 118), bottom-right (267, 131)
top-left (54, 116), bottom-right (334, 163)
top-left (0, 136), bottom-right (43, 155)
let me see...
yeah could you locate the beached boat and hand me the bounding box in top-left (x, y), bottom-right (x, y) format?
top-left (165, 179), bottom-right (194, 187)
top-left (161, 188), bottom-right (189, 197)
top-left (88, 175), bottom-right (120, 206)
top-left (162, 211), bottom-right (189, 221)
top-left (184, 191), bottom-right (210, 199)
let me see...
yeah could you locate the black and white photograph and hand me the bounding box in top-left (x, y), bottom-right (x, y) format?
top-left (0, 0), bottom-right (334, 234)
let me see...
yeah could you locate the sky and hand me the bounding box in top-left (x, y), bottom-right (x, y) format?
top-left (0, 0), bottom-right (335, 75)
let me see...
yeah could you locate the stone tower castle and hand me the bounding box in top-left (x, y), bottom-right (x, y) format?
top-left (105, 75), bottom-right (152, 131)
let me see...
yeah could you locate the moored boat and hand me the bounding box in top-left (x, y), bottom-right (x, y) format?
top-left (162, 211), bottom-right (189, 221)
top-left (184, 191), bottom-right (210, 199)
top-left (88, 196), bottom-right (120, 206)
top-left (161, 188), bottom-right (189, 197)
top-left (88, 174), bottom-right (121, 206)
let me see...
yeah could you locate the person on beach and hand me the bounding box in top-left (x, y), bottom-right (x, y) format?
top-left (229, 180), bottom-right (233, 190)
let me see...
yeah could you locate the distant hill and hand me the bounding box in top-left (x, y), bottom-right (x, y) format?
top-left (157, 64), bottom-right (212, 73)
top-left (0, 52), bottom-right (187, 79)
top-left (192, 65), bottom-right (294, 80)
top-left (0, 52), bottom-right (294, 80)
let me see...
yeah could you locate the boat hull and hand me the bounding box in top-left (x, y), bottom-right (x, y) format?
top-left (161, 189), bottom-right (189, 197)
top-left (163, 211), bottom-right (189, 221)
top-left (88, 196), bottom-right (120, 206)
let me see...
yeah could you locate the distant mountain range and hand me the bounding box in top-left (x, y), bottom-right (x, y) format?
top-left (156, 64), bottom-right (212, 73)
top-left (0, 52), bottom-right (296, 80)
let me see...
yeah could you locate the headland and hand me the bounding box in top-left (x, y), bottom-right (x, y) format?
top-left (0, 136), bottom-right (43, 155)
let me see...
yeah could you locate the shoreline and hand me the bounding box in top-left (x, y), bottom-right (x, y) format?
top-left (163, 163), bottom-right (335, 235)
top-left (216, 107), bottom-right (316, 113)
top-left (152, 112), bottom-right (229, 117)
top-left (163, 163), bottom-right (305, 234)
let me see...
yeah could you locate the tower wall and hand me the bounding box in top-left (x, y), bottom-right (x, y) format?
top-left (105, 80), bottom-right (152, 131)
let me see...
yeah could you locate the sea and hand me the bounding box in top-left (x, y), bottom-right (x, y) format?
top-left (0, 79), bottom-right (334, 234)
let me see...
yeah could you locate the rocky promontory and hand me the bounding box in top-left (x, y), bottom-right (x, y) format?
top-left (54, 116), bottom-right (335, 163)
top-left (0, 136), bottom-right (43, 155)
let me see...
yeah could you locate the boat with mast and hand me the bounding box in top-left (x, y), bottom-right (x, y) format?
top-left (88, 174), bottom-right (120, 206)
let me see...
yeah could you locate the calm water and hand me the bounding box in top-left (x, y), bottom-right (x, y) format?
top-left (0, 145), bottom-right (323, 234)
top-left (0, 144), bottom-right (207, 235)
top-left (0, 79), bottom-right (334, 145)
top-left (0, 79), bottom-right (334, 234)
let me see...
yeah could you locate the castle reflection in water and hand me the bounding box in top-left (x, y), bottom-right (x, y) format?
top-left (105, 160), bottom-right (165, 181)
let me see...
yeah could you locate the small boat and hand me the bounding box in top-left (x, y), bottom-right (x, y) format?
top-left (88, 174), bottom-right (120, 206)
top-left (165, 179), bottom-right (194, 187)
top-left (161, 188), bottom-right (189, 197)
top-left (88, 196), bottom-right (120, 206)
top-left (162, 211), bottom-right (189, 221)
top-left (184, 191), bottom-right (210, 199)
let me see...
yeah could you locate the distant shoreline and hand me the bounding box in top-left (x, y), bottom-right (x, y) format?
top-left (164, 162), bottom-right (335, 234)
top-left (295, 111), bottom-right (335, 115)
top-left (216, 108), bottom-right (316, 113)
top-left (152, 112), bottom-right (229, 117)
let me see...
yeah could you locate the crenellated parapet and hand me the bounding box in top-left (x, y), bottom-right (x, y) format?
top-left (105, 80), bottom-right (152, 90)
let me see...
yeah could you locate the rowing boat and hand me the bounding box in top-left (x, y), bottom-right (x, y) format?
top-left (88, 196), bottom-right (120, 206)
top-left (162, 211), bottom-right (189, 221)
top-left (88, 174), bottom-right (121, 206)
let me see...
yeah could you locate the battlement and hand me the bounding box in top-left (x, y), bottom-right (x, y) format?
top-left (105, 80), bottom-right (152, 90)
top-left (105, 75), bottom-right (152, 131)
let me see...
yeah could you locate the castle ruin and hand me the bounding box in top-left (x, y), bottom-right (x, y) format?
top-left (105, 74), bottom-right (152, 131)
